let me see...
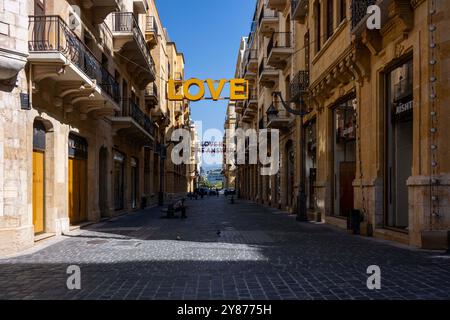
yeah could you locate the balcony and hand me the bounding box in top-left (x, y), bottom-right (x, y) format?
top-left (243, 64), bottom-right (257, 81)
top-left (145, 82), bottom-right (158, 107)
top-left (267, 32), bottom-right (293, 69)
top-left (174, 72), bottom-right (184, 81)
top-left (266, 0), bottom-right (288, 11)
top-left (145, 16), bottom-right (159, 48)
top-left (247, 22), bottom-right (257, 45)
top-left (242, 109), bottom-right (255, 123)
top-left (244, 89), bottom-right (258, 112)
top-left (28, 15), bottom-right (120, 117)
top-left (267, 104), bottom-right (293, 129)
top-left (174, 102), bottom-right (184, 117)
top-left (244, 49), bottom-right (258, 72)
top-left (133, 0), bottom-right (148, 14)
top-left (111, 12), bottom-right (156, 89)
top-left (258, 6), bottom-right (278, 36)
top-left (111, 99), bottom-right (155, 144)
top-left (84, 0), bottom-right (121, 24)
top-left (290, 70), bottom-right (309, 102)
top-left (235, 101), bottom-right (245, 114)
top-left (291, 0), bottom-right (309, 21)
top-left (258, 58), bottom-right (278, 87)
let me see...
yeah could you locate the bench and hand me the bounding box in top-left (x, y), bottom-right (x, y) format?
top-left (161, 199), bottom-right (187, 219)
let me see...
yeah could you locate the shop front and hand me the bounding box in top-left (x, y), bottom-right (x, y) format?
top-left (32, 121), bottom-right (47, 234)
top-left (130, 157), bottom-right (139, 209)
top-left (332, 98), bottom-right (356, 218)
top-left (114, 150), bottom-right (125, 211)
top-left (385, 59), bottom-right (413, 231)
top-left (68, 133), bottom-right (88, 225)
top-left (305, 119), bottom-right (317, 212)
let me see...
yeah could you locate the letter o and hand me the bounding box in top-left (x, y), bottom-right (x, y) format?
top-left (183, 78), bottom-right (205, 101)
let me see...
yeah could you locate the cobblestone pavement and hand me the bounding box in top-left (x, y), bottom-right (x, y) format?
top-left (1, 197), bottom-right (450, 300)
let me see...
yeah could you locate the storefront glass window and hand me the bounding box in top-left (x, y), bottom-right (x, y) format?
top-left (333, 100), bottom-right (356, 217)
top-left (386, 59), bottom-right (413, 230)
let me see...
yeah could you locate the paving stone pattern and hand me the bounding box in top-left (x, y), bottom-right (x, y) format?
top-left (1, 197), bottom-right (450, 300)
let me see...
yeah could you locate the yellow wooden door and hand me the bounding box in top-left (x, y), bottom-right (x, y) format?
top-left (33, 151), bottom-right (45, 234)
top-left (68, 157), bottom-right (76, 223)
top-left (78, 159), bottom-right (87, 222)
top-left (68, 158), bottom-right (87, 224)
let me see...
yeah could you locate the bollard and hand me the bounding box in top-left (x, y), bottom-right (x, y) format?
top-left (167, 204), bottom-right (175, 218)
top-left (181, 206), bottom-right (187, 219)
top-left (230, 196), bottom-right (234, 204)
top-left (447, 231), bottom-right (450, 255)
top-left (349, 209), bottom-right (363, 235)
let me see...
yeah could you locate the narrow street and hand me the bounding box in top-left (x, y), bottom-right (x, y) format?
top-left (0, 196), bottom-right (449, 300)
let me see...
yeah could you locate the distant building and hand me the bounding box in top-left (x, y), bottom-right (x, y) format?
top-left (206, 169), bottom-right (224, 187)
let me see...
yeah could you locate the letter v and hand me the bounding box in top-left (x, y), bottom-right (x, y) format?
top-left (206, 79), bottom-right (226, 101)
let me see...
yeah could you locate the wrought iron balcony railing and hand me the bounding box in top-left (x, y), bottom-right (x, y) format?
top-left (351, 0), bottom-right (376, 29)
top-left (267, 32), bottom-right (292, 57)
top-left (146, 16), bottom-right (158, 35)
top-left (112, 12), bottom-right (156, 76)
top-left (121, 99), bottom-right (155, 136)
top-left (28, 15), bottom-right (120, 103)
top-left (290, 70), bottom-right (310, 102)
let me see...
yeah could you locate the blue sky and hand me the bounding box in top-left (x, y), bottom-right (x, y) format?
top-left (155, 0), bottom-right (256, 135)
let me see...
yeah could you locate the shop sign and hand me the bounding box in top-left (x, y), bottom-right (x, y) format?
top-left (114, 151), bottom-right (125, 162)
top-left (69, 134), bottom-right (88, 159)
top-left (395, 100), bottom-right (413, 115)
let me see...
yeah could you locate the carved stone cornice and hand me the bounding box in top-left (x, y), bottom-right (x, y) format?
top-left (309, 44), bottom-right (369, 104)
top-left (0, 48), bottom-right (28, 92)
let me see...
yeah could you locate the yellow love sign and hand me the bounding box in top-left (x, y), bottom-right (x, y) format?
top-left (167, 79), bottom-right (248, 101)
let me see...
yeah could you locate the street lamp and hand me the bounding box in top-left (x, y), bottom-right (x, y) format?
top-left (266, 103), bottom-right (279, 122)
top-left (268, 91), bottom-right (311, 222)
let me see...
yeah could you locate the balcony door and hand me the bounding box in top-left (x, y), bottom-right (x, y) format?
top-left (34, 0), bottom-right (45, 15)
top-left (122, 80), bottom-right (128, 115)
top-left (285, 15), bottom-right (291, 47)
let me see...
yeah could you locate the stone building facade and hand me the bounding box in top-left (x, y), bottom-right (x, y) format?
top-left (0, 0), bottom-right (192, 256)
top-left (222, 101), bottom-right (236, 191)
top-left (233, 0), bottom-right (450, 249)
